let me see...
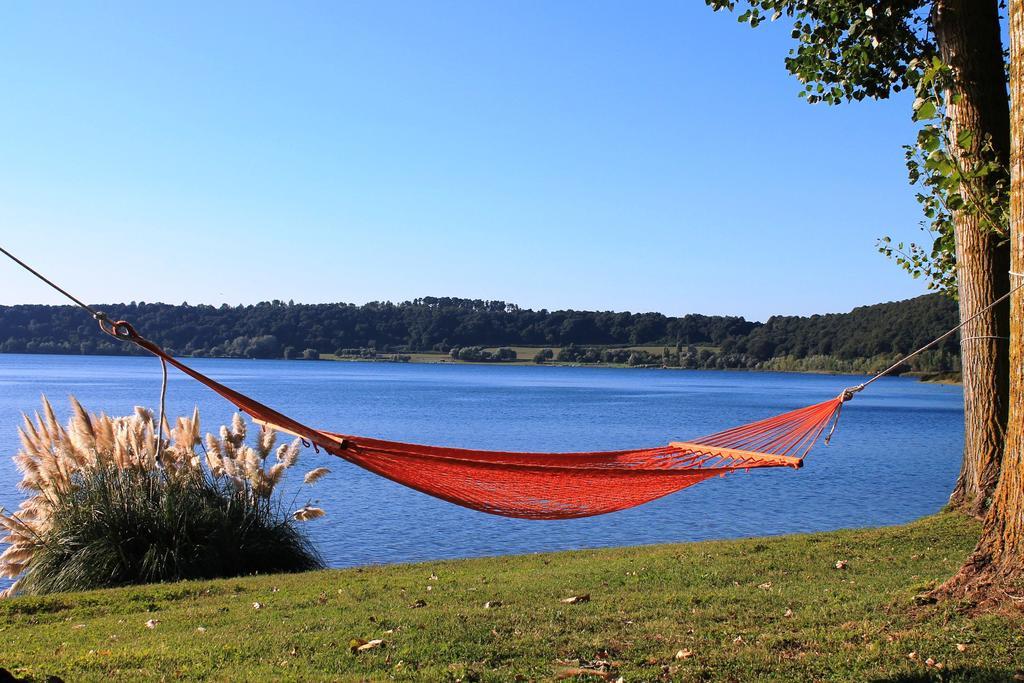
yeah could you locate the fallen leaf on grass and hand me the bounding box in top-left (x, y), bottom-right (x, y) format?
top-left (145, 619), bottom-right (160, 629)
top-left (252, 602), bottom-right (264, 610)
top-left (555, 667), bottom-right (613, 680)
top-left (561, 594), bottom-right (590, 604)
top-left (784, 608), bottom-right (794, 618)
top-left (410, 599), bottom-right (427, 609)
top-left (675, 649), bottom-right (693, 660)
top-left (956, 643), bottom-right (967, 652)
top-left (835, 560), bottom-right (848, 570)
top-left (349, 638), bottom-right (385, 653)
top-left (484, 601), bottom-right (502, 609)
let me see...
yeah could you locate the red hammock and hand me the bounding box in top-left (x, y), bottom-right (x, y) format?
top-left (105, 321), bottom-right (847, 520)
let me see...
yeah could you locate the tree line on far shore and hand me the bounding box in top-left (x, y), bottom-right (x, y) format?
top-left (0, 293), bottom-right (958, 372)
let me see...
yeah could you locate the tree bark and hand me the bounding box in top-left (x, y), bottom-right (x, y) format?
top-left (939, 0), bottom-right (1024, 603)
top-left (934, 0), bottom-right (1012, 516)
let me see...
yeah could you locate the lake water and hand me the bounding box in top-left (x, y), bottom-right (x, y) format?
top-left (0, 354), bottom-right (963, 580)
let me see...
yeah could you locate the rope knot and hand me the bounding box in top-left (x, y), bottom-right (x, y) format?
top-left (111, 320), bottom-right (141, 340)
top-left (839, 384), bottom-right (864, 402)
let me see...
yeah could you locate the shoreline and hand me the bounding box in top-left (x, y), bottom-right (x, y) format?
top-left (0, 350), bottom-right (964, 385)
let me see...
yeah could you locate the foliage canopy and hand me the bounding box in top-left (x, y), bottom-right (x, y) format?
top-left (706, 0), bottom-right (1009, 295)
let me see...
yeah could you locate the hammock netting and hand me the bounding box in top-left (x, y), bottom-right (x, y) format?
top-left (110, 321), bottom-right (847, 520)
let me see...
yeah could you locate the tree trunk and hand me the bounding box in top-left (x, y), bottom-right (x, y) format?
top-left (939, 0), bottom-right (1024, 602)
top-left (934, 0), bottom-right (1012, 517)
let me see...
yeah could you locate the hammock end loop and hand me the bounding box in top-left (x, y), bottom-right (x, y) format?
top-left (111, 320), bottom-right (141, 340)
top-left (97, 317), bottom-right (143, 343)
top-left (839, 384), bottom-right (865, 403)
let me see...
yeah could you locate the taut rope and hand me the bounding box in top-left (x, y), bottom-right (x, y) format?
top-left (840, 272), bottom-right (1024, 400)
top-left (821, 272), bottom-right (1024, 445)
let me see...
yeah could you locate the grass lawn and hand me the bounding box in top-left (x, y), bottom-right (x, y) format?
top-left (1, 513), bottom-right (1020, 681)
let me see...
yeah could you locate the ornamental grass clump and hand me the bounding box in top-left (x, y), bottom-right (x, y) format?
top-left (0, 398), bottom-right (330, 596)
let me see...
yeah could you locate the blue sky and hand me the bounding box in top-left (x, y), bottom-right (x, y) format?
top-left (0, 2), bottom-right (933, 320)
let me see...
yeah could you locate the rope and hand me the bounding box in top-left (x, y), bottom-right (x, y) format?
top-left (155, 356), bottom-right (167, 464)
top-left (823, 399), bottom-right (844, 446)
top-left (960, 335), bottom-right (1010, 342)
top-left (0, 245), bottom-right (168, 462)
top-left (840, 274), bottom-right (1024, 400)
top-left (0, 245), bottom-right (107, 322)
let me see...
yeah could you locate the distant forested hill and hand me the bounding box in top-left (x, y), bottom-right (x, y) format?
top-left (0, 294), bottom-right (960, 373)
top-left (730, 295), bottom-right (960, 360)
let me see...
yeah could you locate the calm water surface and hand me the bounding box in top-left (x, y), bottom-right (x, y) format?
top-left (0, 354), bottom-right (963, 576)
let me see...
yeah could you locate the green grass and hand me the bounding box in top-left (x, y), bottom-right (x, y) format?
top-left (1, 513), bottom-right (1020, 681)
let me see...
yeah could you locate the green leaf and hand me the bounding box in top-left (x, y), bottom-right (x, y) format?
top-left (913, 100), bottom-right (937, 121)
top-left (956, 129), bottom-right (975, 150)
top-left (918, 127), bottom-right (940, 153)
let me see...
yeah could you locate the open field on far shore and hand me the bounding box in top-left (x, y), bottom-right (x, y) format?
top-left (322, 345), bottom-right (721, 367)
